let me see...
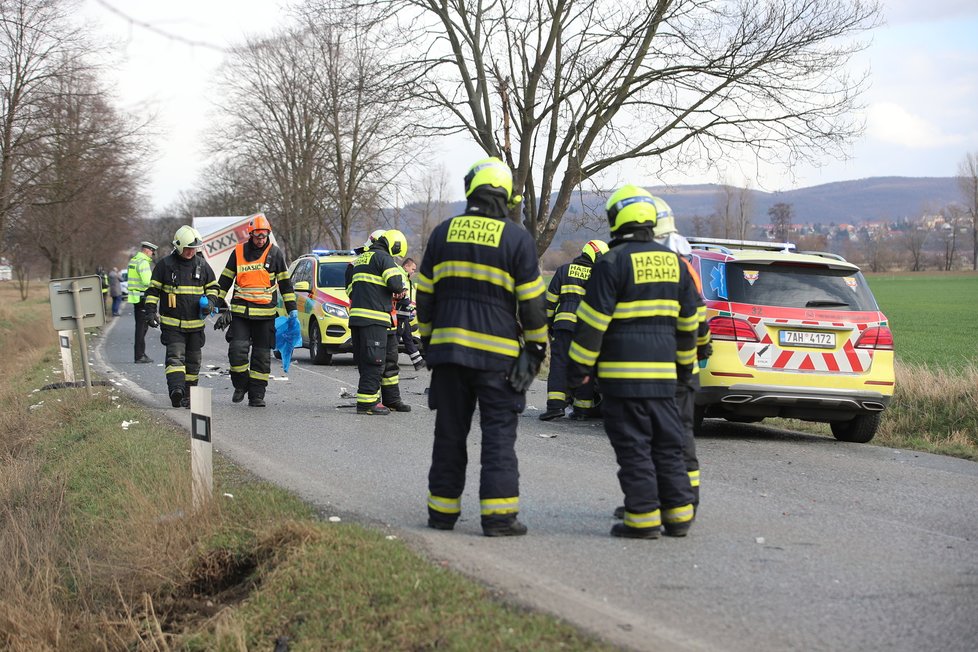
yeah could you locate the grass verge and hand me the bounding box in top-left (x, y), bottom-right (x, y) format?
top-left (0, 284), bottom-right (613, 650)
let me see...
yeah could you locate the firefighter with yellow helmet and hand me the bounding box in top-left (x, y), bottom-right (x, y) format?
top-left (540, 239), bottom-right (608, 421)
top-left (144, 225), bottom-right (221, 408)
top-left (214, 214), bottom-right (297, 407)
top-left (347, 228), bottom-right (411, 414)
top-left (567, 184), bottom-right (699, 539)
top-left (417, 156), bottom-right (548, 536)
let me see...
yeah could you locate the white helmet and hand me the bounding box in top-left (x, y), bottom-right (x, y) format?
top-left (173, 225), bottom-right (204, 254)
top-left (363, 229), bottom-right (386, 248)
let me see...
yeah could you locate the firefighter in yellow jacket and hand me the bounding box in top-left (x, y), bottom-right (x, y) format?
top-left (567, 185), bottom-right (699, 539)
top-left (214, 214), bottom-right (297, 407)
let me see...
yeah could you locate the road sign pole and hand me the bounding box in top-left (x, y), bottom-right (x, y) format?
top-left (190, 386), bottom-right (213, 511)
top-left (70, 280), bottom-right (93, 396)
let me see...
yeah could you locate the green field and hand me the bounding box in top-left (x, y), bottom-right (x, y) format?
top-left (866, 272), bottom-right (978, 370)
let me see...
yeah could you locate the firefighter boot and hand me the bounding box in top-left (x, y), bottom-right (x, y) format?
top-left (386, 401), bottom-right (412, 412)
top-left (232, 387), bottom-right (247, 403)
top-left (169, 387), bottom-right (184, 408)
top-left (482, 516), bottom-right (528, 537)
top-left (357, 402), bottom-right (390, 415)
top-left (248, 394), bottom-right (266, 408)
top-left (538, 403), bottom-right (565, 421)
top-left (613, 505), bottom-right (625, 519)
top-left (610, 523), bottom-right (660, 539)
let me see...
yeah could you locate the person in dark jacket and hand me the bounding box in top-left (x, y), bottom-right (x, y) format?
top-left (214, 214), bottom-right (296, 408)
top-left (396, 257), bottom-right (425, 371)
top-left (144, 226), bottom-right (220, 408)
top-left (348, 229), bottom-right (411, 415)
top-left (567, 184), bottom-right (700, 539)
top-left (417, 157), bottom-right (548, 537)
top-left (540, 239), bottom-right (608, 421)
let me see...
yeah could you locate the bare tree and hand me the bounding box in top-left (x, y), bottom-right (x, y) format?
top-left (0, 0), bottom-right (88, 253)
top-left (940, 204), bottom-right (963, 271)
top-left (407, 163), bottom-right (450, 260)
top-left (956, 151), bottom-right (978, 270)
top-left (737, 183), bottom-right (754, 240)
top-left (380, 0), bottom-right (880, 254)
top-left (715, 181), bottom-right (736, 239)
top-left (768, 202), bottom-right (793, 242)
top-left (899, 218), bottom-right (928, 272)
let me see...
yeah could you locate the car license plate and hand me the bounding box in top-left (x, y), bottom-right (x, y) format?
top-left (778, 330), bottom-right (835, 348)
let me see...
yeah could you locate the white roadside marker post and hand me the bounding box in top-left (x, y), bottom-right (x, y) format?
top-left (58, 331), bottom-right (75, 382)
top-left (190, 386), bottom-right (213, 511)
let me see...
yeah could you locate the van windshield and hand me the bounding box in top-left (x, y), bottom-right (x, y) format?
top-left (699, 260), bottom-right (880, 311)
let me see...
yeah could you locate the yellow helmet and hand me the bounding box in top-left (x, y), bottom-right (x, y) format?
top-left (581, 239), bottom-right (609, 263)
top-left (172, 225), bottom-right (204, 254)
top-left (464, 157), bottom-right (513, 202)
top-left (383, 229), bottom-right (408, 257)
top-left (605, 185), bottom-right (661, 233)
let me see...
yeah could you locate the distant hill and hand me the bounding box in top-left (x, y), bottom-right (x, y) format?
top-left (390, 176), bottom-right (962, 246)
top-left (653, 177), bottom-right (960, 225)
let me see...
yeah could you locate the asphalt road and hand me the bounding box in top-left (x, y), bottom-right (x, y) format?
top-left (91, 308), bottom-right (978, 651)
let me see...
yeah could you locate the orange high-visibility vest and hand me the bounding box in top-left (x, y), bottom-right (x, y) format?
top-left (234, 243), bottom-right (274, 304)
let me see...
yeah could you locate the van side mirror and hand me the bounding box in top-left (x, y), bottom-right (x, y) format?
top-left (294, 280), bottom-right (311, 292)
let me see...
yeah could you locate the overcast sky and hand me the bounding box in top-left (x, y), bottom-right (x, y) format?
top-left (82, 0), bottom-right (978, 211)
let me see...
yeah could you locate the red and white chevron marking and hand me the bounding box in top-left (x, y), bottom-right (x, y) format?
top-left (736, 316), bottom-right (874, 373)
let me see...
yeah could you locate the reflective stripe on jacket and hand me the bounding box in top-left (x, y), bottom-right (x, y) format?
top-left (144, 252), bottom-right (219, 331)
top-left (568, 234), bottom-right (700, 398)
top-left (126, 251), bottom-right (153, 303)
top-left (545, 255), bottom-right (593, 331)
top-left (415, 210), bottom-right (548, 371)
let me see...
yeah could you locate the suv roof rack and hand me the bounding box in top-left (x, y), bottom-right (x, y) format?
top-left (687, 237), bottom-right (796, 253)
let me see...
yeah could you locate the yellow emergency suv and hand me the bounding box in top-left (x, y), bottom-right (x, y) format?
top-left (284, 250), bottom-right (356, 364)
top-left (688, 238), bottom-right (895, 443)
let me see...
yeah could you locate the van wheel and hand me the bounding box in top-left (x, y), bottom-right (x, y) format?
top-left (308, 321), bottom-right (332, 365)
top-left (830, 413), bottom-right (881, 443)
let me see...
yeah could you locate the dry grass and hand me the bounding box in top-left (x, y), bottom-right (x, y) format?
top-left (0, 283), bottom-right (611, 651)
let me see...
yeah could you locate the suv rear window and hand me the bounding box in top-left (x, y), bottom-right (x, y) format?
top-left (318, 260), bottom-right (351, 288)
top-left (699, 260), bottom-right (880, 311)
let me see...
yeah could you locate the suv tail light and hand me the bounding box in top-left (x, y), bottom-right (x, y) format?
top-left (708, 316), bottom-right (759, 342)
top-left (854, 326), bottom-right (894, 350)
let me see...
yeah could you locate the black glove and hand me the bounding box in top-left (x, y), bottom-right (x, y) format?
top-left (146, 310), bottom-right (159, 328)
top-left (698, 342), bottom-right (714, 361)
top-left (507, 341), bottom-right (546, 393)
top-left (677, 364), bottom-right (694, 386)
top-left (207, 295), bottom-right (224, 313)
top-left (214, 311), bottom-right (232, 331)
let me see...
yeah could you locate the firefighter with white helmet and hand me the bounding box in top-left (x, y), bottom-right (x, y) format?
top-left (214, 214), bottom-right (297, 407)
top-left (347, 228), bottom-right (411, 414)
top-left (540, 239), bottom-right (608, 421)
top-left (567, 184), bottom-right (699, 539)
top-left (143, 226), bottom-right (221, 408)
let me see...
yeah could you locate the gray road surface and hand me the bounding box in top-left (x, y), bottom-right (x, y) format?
top-left (91, 309), bottom-right (978, 651)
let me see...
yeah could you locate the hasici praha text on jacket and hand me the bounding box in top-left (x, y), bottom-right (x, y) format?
top-left (567, 235), bottom-right (701, 396)
top-left (415, 214), bottom-right (548, 371)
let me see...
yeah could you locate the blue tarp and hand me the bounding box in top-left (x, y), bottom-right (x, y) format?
top-left (275, 314), bottom-right (303, 373)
